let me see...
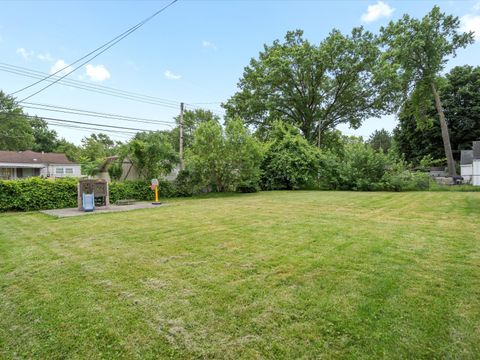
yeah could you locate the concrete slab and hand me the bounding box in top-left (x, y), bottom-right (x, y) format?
top-left (40, 202), bottom-right (163, 218)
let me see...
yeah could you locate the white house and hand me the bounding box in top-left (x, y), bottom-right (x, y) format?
top-left (460, 141), bottom-right (480, 186)
top-left (0, 150), bottom-right (81, 180)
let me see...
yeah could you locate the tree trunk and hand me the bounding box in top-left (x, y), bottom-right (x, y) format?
top-left (431, 82), bottom-right (456, 176)
top-left (317, 121), bottom-right (321, 149)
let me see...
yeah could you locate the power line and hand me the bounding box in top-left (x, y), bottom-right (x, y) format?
top-left (24, 114), bottom-right (153, 133)
top-left (0, 64), bottom-right (180, 109)
top-left (12, 0), bottom-right (179, 102)
top-left (47, 123), bottom-right (138, 137)
top-left (190, 101), bottom-right (223, 105)
top-left (22, 102), bottom-right (175, 127)
top-left (0, 63), bottom-right (224, 116)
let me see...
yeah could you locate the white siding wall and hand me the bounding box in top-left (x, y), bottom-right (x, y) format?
top-left (461, 164), bottom-right (473, 184)
top-left (46, 164), bottom-right (82, 178)
top-left (473, 160), bottom-right (480, 186)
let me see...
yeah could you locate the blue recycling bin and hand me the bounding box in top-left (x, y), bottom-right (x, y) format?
top-left (82, 193), bottom-right (95, 212)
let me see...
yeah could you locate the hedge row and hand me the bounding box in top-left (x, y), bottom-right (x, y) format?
top-left (0, 178), bottom-right (175, 212)
top-left (109, 179), bottom-right (175, 203)
top-left (0, 177), bottom-right (78, 212)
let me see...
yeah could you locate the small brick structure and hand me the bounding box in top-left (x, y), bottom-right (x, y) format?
top-left (77, 179), bottom-right (110, 210)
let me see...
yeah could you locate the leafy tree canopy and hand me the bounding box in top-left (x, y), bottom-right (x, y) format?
top-left (171, 108), bottom-right (220, 151)
top-left (224, 29), bottom-right (396, 146)
top-left (0, 91), bottom-right (34, 151)
top-left (367, 129), bottom-right (392, 154)
top-left (126, 131), bottom-right (179, 180)
top-left (380, 6), bottom-right (474, 175)
top-left (394, 65), bottom-right (480, 165)
top-left (55, 139), bottom-right (81, 163)
top-left (186, 118), bottom-right (263, 192)
top-left (29, 117), bottom-right (59, 153)
top-left (80, 133), bottom-right (121, 161)
top-left (261, 121), bottom-right (320, 190)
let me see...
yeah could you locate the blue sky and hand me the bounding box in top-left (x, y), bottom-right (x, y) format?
top-left (1, 0), bottom-right (480, 144)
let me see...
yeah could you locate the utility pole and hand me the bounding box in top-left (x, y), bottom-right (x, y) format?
top-left (179, 102), bottom-right (185, 171)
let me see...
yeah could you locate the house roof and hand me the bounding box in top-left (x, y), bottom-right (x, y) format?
top-left (474, 141), bottom-right (480, 160)
top-left (0, 150), bottom-right (75, 164)
top-left (461, 150), bottom-right (474, 165)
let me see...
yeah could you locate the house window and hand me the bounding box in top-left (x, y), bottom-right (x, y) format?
top-left (65, 168), bottom-right (74, 174)
top-left (55, 167), bottom-right (64, 175)
top-left (0, 168), bottom-right (13, 180)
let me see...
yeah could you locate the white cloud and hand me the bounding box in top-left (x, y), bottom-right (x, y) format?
top-left (202, 40), bottom-right (217, 50)
top-left (50, 59), bottom-right (73, 75)
top-left (85, 64), bottom-right (111, 82)
top-left (461, 14), bottom-right (480, 41)
top-left (37, 52), bottom-right (54, 62)
top-left (361, 1), bottom-right (394, 23)
top-left (164, 70), bottom-right (181, 80)
top-left (16, 47), bottom-right (34, 60)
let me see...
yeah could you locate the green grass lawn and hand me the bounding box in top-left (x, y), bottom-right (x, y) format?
top-left (1, 191), bottom-right (480, 359)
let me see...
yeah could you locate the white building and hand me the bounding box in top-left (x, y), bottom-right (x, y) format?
top-left (460, 141), bottom-right (480, 186)
top-left (0, 150), bottom-right (81, 180)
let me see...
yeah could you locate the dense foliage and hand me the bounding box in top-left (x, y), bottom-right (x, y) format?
top-left (0, 177), bottom-right (78, 211)
top-left (261, 122), bottom-right (320, 190)
top-left (367, 129), bottom-right (392, 154)
top-left (185, 118), bottom-right (263, 192)
top-left (394, 65), bottom-right (480, 164)
top-left (0, 178), bottom-right (177, 212)
top-left (224, 29), bottom-right (396, 146)
top-left (319, 139), bottom-right (429, 191)
top-left (0, 91), bottom-right (34, 151)
top-left (109, 180), bottom-right (175, 203)
top-left (380, 6), bottom-right (474, 175)
top-left (122, 131), bottom-right (179, 180)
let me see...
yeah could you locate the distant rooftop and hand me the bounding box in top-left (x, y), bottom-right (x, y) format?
top-left (0, 150), bottom-right (74, 164)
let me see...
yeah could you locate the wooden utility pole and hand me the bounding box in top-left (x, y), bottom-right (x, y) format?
top-left (179, 102), bottom-right (185, 171)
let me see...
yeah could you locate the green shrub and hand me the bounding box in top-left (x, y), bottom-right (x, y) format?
top-left (319, 141), bottom-right (388, 191)
top-left (173, 169), bottom-right (201, 197)
top-left (236, 184), bottom-right (259, 193)
top-left (382, 170), bottom-right (430, 191)
top-left (0, 177), bottom-right (77, 212)
top-left (319, 140), bottom-right (432, 192)
top-left (0, 178), bottom-right (178, 212)
top-left (261, 122), bottom-right (320, 190)
top-left (109, 180), bottom-right (175, 203)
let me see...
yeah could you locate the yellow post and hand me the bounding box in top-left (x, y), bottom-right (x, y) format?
top-left (151, 178), bottom-right (161, 205)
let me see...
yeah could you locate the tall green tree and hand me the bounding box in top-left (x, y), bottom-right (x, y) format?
top-left (224, 29), bottom-right (396, 147)
top-left (172, 109), bottom-right (220, 151)
top-left (186, 118), bottom-right (263, 192)
top-left (394, 65), bottom-right (480, 165)
top-left (380, 6), bottom-right (474, 175)
top-left (0, 91), bottom-right (34, 150)
top-left (80, 133), bottom-right (120, 161)
top-left (367, 129), bottom-right (392, 154)
top-left (261, 121), bottom-right (320, 190)
top-left (55, 138), bottom-right (81, 162)
top-left (126, 131), bottom-right (178, 180)
top-left (79, 133), bottom-right (121, 176)
top-left (29, 117), bottom-right (59, 153)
